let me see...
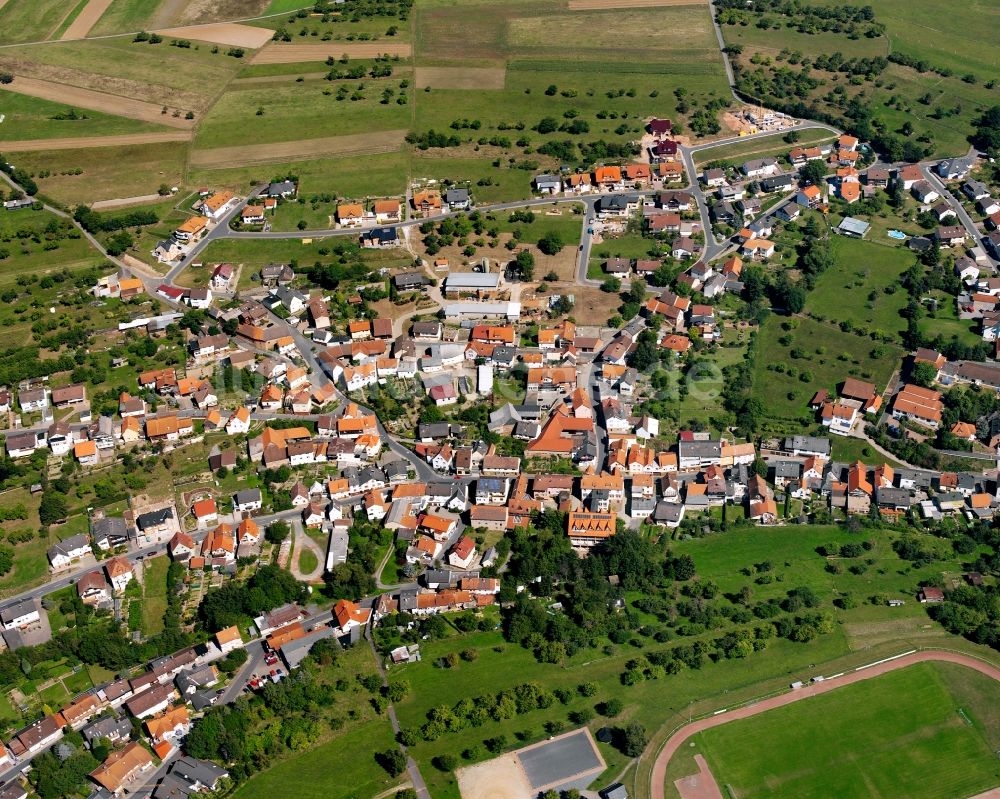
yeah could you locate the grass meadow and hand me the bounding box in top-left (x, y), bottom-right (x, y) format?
top-left (805, 235), bottom-right (915, 338)
top-left (690, 662), bottom-right (1000, 799)
top-left (87, 0), bottom-right (168, 37)
top-left (390, 521), bottom-right (992, 798)
top-left (12, 142), bottom-right (189, 206)
top-left (0, 89), bottom-right (166, 141)
top-left (0, 0), bottom-right (73, 45)
top-left (751, 315), bottom-right (902, 428)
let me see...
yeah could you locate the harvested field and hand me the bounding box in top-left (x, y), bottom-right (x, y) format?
top-left (155, 22), bottom-right (275, 48)
top-left (189, 129), bottom-right (408, 168)
top-left (1, 76), bottom-right (195, 128)
top-left (61, 0), bottom-right (115, 39)
top-left (251, 42), bottom-right (412, 64)
top-left (414, 66), bottom-right (505, 89)
top-left (568, 0), bottom-right (707, 7)
top-left (0, 131), bottom-right (191, 151)
top-left (92, 194), bottom-right (170, 210)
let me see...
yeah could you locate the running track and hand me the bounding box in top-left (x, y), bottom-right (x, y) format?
top-left (649, 650), bottom-right (1000, 799)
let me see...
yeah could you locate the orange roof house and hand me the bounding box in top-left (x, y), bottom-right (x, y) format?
top-left (950, 421), bottom-right (976, 440)
top-left (334, 598), bottom-right (372, 630)
top-left (566, 511), bottom-right (616, 545)
top-left (201, 191), bottom-right (235, 215)
top-left (412, 191), bottom-right (442, 212)
top-left (594, 166), bottom-right (623, 184)
top-left (337, 203), bottom-right (364, 221)
top-left (192, 498), bottom-right (217, 519)
top-left (176, 217), bottom-right (207, 237)
top-left (90, 741), bottom-right (154, 794)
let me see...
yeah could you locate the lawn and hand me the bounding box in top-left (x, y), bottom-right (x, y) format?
top-left (751, 315), bottom-right (902, 429)
top-left (297, 545), bottom-right (318, 575)
top-left (0, 207), bottom-right (102, 284)
top-left (805, 235), bottom-right (916, 339)
top-left (670, 524), bottom-right (962, 612)
top-left (140, 554), bottom-right (170, 637)
top-left (689, 662), bottom-right (1000, 799)
top-left (231, 717), bottom-right (401, 799)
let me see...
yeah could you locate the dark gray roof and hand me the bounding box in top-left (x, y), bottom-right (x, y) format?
top-left (136, 508), bottom-right (173, 530)
top-left (82, 715), bottom-right (131, 744)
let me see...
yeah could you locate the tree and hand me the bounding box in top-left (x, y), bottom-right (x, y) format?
top-left (376, 748), bottom-right (407, 777)
top-left (620, 721), bottom-right (648, 756)
top-left (514, 249), bottom-right (535, 280)
top-left (799, 159), bottom-right (827, 187)
top-left (601, 277), bottom-right (621, 293)
top-left (38, 491), bottom-right (68, 526)
top-left (911, 361), bottom-right (938, 388)
top-left (265, 521), bottom-right (290, 545)
top-left (537, 232), bottom-right (564, 255)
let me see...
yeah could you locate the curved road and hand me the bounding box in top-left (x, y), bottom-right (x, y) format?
top-left (648, 649), bottom-right (1000, 799)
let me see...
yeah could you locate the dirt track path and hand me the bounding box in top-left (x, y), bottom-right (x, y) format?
top-left (649, 650), bottom-right (1000, 799)
top-left (3, 76), bottom-right (195, 128)
top-left (61, 0), bottom-right (114, 40)
top-left (1, 131), bottom-right (192, 152)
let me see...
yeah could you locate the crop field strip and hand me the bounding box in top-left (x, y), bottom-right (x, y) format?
top-left (0, 76), bottom-right (196, 128)
top-left (567, 0), bottom-right (708, 9)
top-left (153, 23), bottom-right (276, 49)
top-left (250, 42), bottom-right (413, 64)
top-left (60, 0), bottom-right (115, 40)
top-left (1, 131), bottom-right (192, 151)
top-left (188, 130), bottom-right (410, 168)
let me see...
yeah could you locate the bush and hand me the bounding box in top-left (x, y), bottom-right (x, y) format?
top-left (375, 748), bottom-right (407, 777)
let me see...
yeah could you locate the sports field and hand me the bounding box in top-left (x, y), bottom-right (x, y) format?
top-left (690, 662), bottom-right (1000, 799)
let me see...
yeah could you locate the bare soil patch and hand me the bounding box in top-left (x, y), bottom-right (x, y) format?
top-left (251, 42), bottom-right (411, 64)
top-left (674, 755), bottom-right (724, 799)
top-left (92, 193), bottom-right (167, 210)
top-left (189, 129), bottom-right (408, 168)
top-left (0, 131), bottom-right (192, 152)
top-left (0, 54), bottom-right (207, 111)
top-left (155, 22), bottom-right (274, 48)
top-left (1, 76), bottom-right (194, 128)
top-left (568, 0), bottom-right (707, 7)
top-left (456, 753), bottom-right (533, 799)
top-left (414, 66), bottom-right (505, 89)
top-left (61, 0), bottom-right (115, 39)
top-left (173, 0), bottom-right (270, 26)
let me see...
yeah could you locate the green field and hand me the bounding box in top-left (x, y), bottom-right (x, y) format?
top-left (718, 3), bottom-right (1000, 157)
top-left (0, 38), bottom-right (244, 112)
top-left (297, 545), bottom-right (318, 575)
top-left (231, 717), bottom-right (401, 799)
top-left (197, 236), bottom-right (411, 273)
top-left (0, 207), bottom-right (103, 283)
top-left (88, 0), bottom-right (168, 37)
top-left (0, 89), bottom-right (167, 141)
top-left (140, 554), bottom-right (170, 636)
top-left (689, 662), bottom-right (1000, 799)
top-left (752, 315), bottom-right (902, 428)
top-left (12, 142), bottom-right (189, 206)
top-left (805, 236), bottom-right (916, 339)
top-left (694, 130), bottom-right (835, 168)
top-left (0, 0), bottom-right (71, 44)
top-left (193, 80), bottom-right (411, 149)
